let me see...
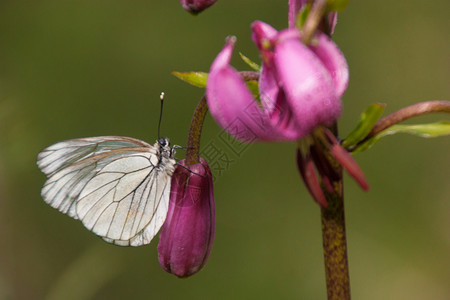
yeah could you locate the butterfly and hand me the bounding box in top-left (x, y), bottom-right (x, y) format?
top-left (36, 136), bottom-right (177, 246)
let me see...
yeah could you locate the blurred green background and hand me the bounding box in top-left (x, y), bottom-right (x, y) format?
top-left (1, 0), bottom-right (449, 299)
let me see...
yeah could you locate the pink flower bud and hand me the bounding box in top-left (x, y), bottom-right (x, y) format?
top-left (180, 0), bottom-right (218, 14)
top-left (157, 158), bottom-right (215, 278)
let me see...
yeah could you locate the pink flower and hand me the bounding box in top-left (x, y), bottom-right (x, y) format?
top-left (157, 158), bottom-right (215, 278)
top-left (206, 21), bottom-right (348, 142)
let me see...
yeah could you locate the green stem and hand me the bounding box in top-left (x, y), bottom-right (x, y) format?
top-left (185, 95), bottom-right (208, 166)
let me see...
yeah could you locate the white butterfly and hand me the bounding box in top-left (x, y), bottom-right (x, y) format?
top-left (37, 136), bottom-right (177, 246)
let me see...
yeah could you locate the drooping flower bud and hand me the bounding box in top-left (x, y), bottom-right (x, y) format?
top-left (179, 0), bottom-right (218, 15)
top-left (157, 158), bottom-right (215, 278)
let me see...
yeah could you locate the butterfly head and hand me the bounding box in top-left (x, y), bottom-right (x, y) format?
top-left (158, 137), bottom-right (170, 148)
top-left (157, 137), bottom-right (177, 159)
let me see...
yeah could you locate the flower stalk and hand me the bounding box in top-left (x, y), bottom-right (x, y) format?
top-left (319, 101), bottom-right (449, 299)
top-left (297, 127), bottom-right (354, 300)
top-left (318, 125), bottom-right (351, 299)
top-left (186, 95), bottom-right (208, 165)
top-left (321, 175), bottom-right (350, 300)
top-left (299, 1), bottom-right (352, 297)
top-left (240, 71), bottom-right (259, 81)
top-left (364, 100), bottom-right (450, 141)
top-left (301, 0), bottom-right (328, 45)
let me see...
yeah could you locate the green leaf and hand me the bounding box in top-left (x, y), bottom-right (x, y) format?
top-left (172, 71), bottom-right (208, 88)
top-left (386, 121), bottom-right (450, 137)
top-left (239, 52), bottom-right (260, 71)
top-left (246, 80), bottom-right (260, 102)
top-left (342, 103), bottom-right (386, 149)
top-left (327, 0), bottom-right (349, 12)
top-left (296, 4), bottom-right (311, 29)
top-left (353, 121), bottom-right (450, 154)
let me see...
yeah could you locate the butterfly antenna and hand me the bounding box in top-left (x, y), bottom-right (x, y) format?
top-left (158, 92), bottom-right (165, 139)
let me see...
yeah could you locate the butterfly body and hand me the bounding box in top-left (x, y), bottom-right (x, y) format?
top-left (37, 136), bottom-right (176, 246)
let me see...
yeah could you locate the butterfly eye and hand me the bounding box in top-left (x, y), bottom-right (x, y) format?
top-left (158, 138), bottom-right (167, 146)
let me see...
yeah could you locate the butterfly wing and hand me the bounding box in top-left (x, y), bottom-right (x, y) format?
top-left (37, 136), bottom-right (174, 246)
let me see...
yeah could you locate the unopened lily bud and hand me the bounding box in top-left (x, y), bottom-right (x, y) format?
top-left (157, 158), bottom-right (215, 277)
top-left (180, 0), bottom-right (218, 14)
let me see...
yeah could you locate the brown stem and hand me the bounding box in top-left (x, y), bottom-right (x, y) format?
top-left (300, 0), bottom-right (352, 295)
top-left (185, 95), bottom-right (208, 166)
top-left (321, 179), bottom-right (350, 300)
top-left (240, 71), bottom-right (259, 81)
top-left (301, 0), bottom-right (328, 45)
top-left (364, 100), bottom-right (450, 140)
top-left (320, 124), bottom-right (351, 300)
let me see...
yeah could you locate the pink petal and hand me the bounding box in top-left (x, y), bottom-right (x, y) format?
top-left (251, 21), bottom-right (278, 66)
top-left (328, 12), bottom-right (338, 35)
top-left (251, 21), bottom-right (278, 50)
top-left (296, 148), bottom-right (328, 208)
top-left (288, 0), bottom-right (306, 28)
top-left (330, 144), bottom-right (370, 191)
top-left (207, 37), bottom-right (298, 142)
top-left (275, 30), bottom-right (342, 138)
top-left (309, 34), bottom-right (348, 98)
top-left (252, 22), bottom-right (304, 137)
top-left (259, 63), bottom-right (279, 114)
top-left (324, 129), bottom-right (369, 191)
top-left (259, 64), bottom-right (304, 138)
